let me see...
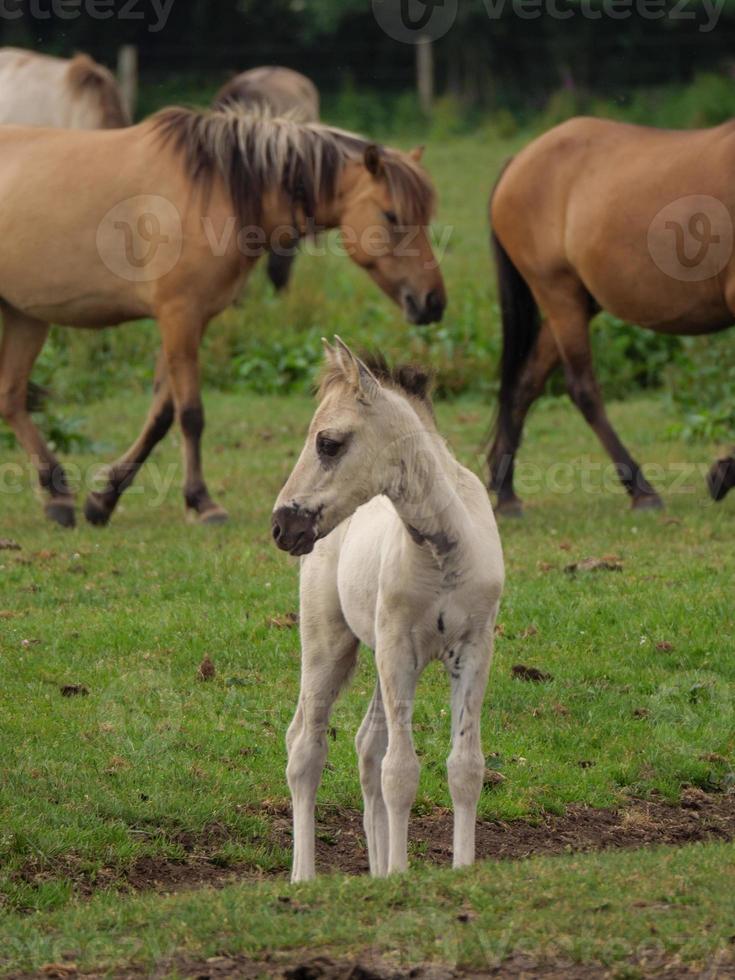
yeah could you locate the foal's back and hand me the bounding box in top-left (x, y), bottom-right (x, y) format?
top-left (214, 66), bottom-right (319, 122)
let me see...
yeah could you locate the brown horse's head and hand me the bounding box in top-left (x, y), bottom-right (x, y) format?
top-left (338, 144), bottom-right (446, 325)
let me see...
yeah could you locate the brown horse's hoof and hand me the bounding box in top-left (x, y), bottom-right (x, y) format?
top-left (707, 457), bottom-right (735, 502)
top-left (84, 493), bottom-right (113, 527)
top-left (192, 506), bottom-right (229, 525)
top-left (632, 494), bottom-right (664, 511)
top-left (495, 498), bottom-right (524, 518)
top-left (45, 501), bottom-right (76, 528)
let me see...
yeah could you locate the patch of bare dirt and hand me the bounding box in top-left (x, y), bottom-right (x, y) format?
top-left (10, 792), bottom-right (735, 903)
top-left (12, 949), bottom-right (735, 979)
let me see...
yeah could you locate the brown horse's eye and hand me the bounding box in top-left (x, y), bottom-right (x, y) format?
top-left (317, 434), bottom-right (343, 458)
top-left (384, 210), bottom-right (398, 226)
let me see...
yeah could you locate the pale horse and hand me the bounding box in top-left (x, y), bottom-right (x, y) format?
top-left (272, 339), bottom-right (504, 881)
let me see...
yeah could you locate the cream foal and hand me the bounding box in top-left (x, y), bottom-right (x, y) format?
top-left (272, 339), bottom-right (504, 881)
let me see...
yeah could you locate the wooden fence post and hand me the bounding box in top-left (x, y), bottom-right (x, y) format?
top-left (117, 45), bottom-right (138, 121)
top-left (416, 35), bottom-right (434, 115)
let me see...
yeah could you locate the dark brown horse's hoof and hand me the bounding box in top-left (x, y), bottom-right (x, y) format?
top-left (45, 501), bottom-right (76, 528)
top-left (494, 498), bottom-right (524, 518)
top-left (191, 506), bottom-right (229, 526)
top-left (84, 493), bottom-right (112, 527)
top-left (707, 457), bottom-right (735, 502)
top-left (632, 494), bottom-right (664, 511)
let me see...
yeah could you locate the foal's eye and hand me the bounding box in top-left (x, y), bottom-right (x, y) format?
top-left (316, 434), bottom-right (343, 458)
top-left (384, 210), bottom-right (398, 226)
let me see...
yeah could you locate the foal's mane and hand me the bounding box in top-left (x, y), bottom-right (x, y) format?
top-left (318, 352), bottom-right (437, 429)
top-left (152, 106), bottom-right (435, 228)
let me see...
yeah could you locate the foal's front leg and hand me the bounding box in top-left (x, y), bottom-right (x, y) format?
top-left (287, 627), bottom-right (359, 882)
top-left (447, 635), bottom-right (493, 868)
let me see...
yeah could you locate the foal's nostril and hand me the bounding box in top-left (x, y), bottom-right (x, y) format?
top-left (272, 520), bottom-right (282, 542)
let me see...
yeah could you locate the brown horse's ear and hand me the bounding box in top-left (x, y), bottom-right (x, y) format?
top-left (408, 145), bottom-right (425, 163)
top-left (364, 144), bottom-right (383, 178)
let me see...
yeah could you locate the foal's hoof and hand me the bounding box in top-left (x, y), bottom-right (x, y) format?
top-left (707, 457), bottom-right (735, 502)
top-left (632, 494), bottom-right (664, 512)
top-left (494, 497), bottom-right (524, 518)
top-left (45, 501), bottom-right (76, 529)
top-left (84, 493), bottom-right (112, 527)
top-left (194, 506), bottom-right (229, 526)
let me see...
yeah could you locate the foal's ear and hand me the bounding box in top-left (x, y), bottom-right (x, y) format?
top-left (334, 335), bottom-right (380, 403)
top-left (364, 144), bottom-right (384, 178)
top-left (408, 145), bottom-right (425, 163)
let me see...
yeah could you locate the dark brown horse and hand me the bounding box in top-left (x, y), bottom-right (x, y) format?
top-left (0, 108), bottom-right (445, 528)
top-left (214, 66), bottom-right (320, 291)
top-left (488, 115), bottom-right (735, 514)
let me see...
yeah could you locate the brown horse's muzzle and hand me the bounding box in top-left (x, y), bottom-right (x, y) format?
top-left (272, 505), bottom-right (318, 556)
top-left (405, 288), bottom-right (445, 325)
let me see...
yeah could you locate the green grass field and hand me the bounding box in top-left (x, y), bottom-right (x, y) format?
top-left (1, 130), bottom-right (734, 977)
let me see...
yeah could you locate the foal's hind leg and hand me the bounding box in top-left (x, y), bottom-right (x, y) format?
top-left (446, 633), bottom-right (493, 868)
top-left (541, 286), bottom-right (663, 510)
top-left (85, 349), bottom-right (174, 526)
top-left (355, 680), bottom-right (389, 876)
top-left (488, 319), bottom-right (560, 516)
top-left (0, 307), bottom-right (75, 527)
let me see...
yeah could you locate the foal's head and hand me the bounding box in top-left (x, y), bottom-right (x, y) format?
top-left (339, 144), bottom-right (446, 326)
top-left (272, 338), bottom-right (433, 556)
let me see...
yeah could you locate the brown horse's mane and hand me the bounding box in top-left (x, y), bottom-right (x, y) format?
top-left (318, 351), bottom-right (437, 428)
top-left (66, 53), bottom-right (130, 128)
top-left (152, 106), bottom-right (435, 229)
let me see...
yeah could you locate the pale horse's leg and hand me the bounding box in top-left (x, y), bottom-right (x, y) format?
top-left (376, 637), bottom-right (422, 874)
top-left (287, 606), bottom-right (359, 883)
top-left (355, 679), bottom-right (389, 876)
top-left (446, 628), bottom-right (494, 867)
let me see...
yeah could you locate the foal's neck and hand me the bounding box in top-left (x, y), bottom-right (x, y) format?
top-left (385, 413), bottom-right (471, 574)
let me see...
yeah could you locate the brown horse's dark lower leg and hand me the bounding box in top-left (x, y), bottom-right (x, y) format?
top-left (489, 320), bottom-right (559, 515)
top-left (85, 352), bottom-right (174, 526)
top-left (161, 312), bottom-right (228, 524)
top-left (560, 345), bottom-right (662, 509)
top-left (0, 309), bottom-right (75, 527)
top-left (708, 454), bottom-right (735, 501)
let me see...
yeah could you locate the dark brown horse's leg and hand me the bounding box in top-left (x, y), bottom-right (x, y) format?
top-left (0, 307), bottom-right (76, 527)
top-left (84, 349), bottom-right (174, 526)
top-left (548, 301), bottom-right (663, 510)
top-left (159, 308), bottom-right (228, 525)
top-left (489, 319), bottom-right (560, 516)
top-left (707, 454), bottom-right (735, 501)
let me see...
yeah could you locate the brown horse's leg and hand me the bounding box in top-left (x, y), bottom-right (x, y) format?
top-left (546, 296), bottom-right (663, 510)
top-left (84, 349), bottom-right (174, 526)
top-left (0, 307), bottom-right (75, 527)
top-left (707, 454), bottom-right (735, 502)
top-left (159, 307), bottom-right (228, 525)
top-left (489, 319), bottom-right (560, 516)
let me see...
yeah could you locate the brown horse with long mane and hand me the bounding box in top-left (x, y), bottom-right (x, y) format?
top-left (489, 115), bottom-right (735, 514)
top-left (214, 67), bottom-right (321, 291)
top-left (0, 48), bottom-right (130, 129)
top-left (0, 108), bottom-right (445, 528)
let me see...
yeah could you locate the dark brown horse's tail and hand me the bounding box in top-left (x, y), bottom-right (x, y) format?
top-left (491, 230), bottom-right (539, 438)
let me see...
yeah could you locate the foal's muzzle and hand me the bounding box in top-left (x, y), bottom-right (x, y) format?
top-left (272, 506), bottom-right (318, 556)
